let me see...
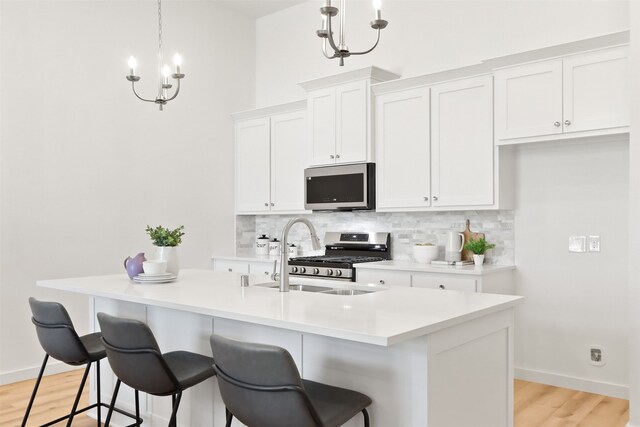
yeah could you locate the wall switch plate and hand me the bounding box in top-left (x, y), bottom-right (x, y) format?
top-left (588, 236), bottom-right (601, 252)
top-left (589, 346), bottom-right (605, 366)
top-left (569, 236), bottom-right (586, 253)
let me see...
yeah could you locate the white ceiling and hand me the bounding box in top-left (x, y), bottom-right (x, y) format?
top-left (216, 0), bottom-right (308, 19)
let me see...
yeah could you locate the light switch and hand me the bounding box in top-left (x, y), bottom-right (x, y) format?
top-left (588, 236), bottom-right (600, 252)
top-left (569, 236), bottom-right (586, 253)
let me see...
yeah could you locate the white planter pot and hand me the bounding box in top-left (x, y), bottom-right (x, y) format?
top-left (473, 254), bottom-right (485, 266)
top-left (156, 246), bottom-right (179, 275)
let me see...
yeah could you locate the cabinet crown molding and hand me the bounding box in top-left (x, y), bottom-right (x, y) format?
top-left (231, 100), bottom-right (306, 121)
top-left (298, 66), bottom-right (400, 92)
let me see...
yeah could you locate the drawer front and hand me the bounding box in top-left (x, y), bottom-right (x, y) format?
top-left (411, 273), bottom-right (477, 292)
top-left (213, 260), bottom-right (250, 274)
top-left (356, 269), bottom-right (411, 287)
top-left (248, 261), bottom-right (275, 277)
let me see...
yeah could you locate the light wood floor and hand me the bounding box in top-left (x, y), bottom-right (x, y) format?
top-left (0, 370), bottom-right (630, 426)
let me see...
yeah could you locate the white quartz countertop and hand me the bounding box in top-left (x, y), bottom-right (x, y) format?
top-left (38, 269), bottom-right (522, 347)
top-left (353, 260), bottom-right (515, 276)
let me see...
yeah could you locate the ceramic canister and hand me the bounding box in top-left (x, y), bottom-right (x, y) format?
top-left (269, 239), bottom-right (281, 256)
top-left (256, 234), bottom-right (270, 255)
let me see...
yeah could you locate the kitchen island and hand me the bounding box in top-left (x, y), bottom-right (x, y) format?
top-left (38, 269), bottom-right (523, 427)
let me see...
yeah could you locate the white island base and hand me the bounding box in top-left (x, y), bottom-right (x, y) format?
top-left (38, 269), bottom-right (521, 427)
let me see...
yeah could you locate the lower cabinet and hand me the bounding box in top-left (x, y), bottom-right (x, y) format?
top-left (356, 266), bottom-right (514, 294)
top-left (212, 257), bottom-right (276, 278)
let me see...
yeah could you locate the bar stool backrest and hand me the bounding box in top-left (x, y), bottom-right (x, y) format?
top-left (210, 334), bottom-right (323, 427)
top-left (28, 297), bottom-right (89, 365)
top-left (97, 312), bottom-right (180, 396)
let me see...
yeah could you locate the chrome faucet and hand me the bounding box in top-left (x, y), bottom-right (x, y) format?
top-left (274, 217), bottom-right (322, 292)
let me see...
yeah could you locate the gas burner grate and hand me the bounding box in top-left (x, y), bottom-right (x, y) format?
top-left (290, 255), bottom-right (384, 264)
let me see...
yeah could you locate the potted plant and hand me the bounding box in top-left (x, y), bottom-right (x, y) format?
top-left (463, 237), bottom-right (495, 266)
top-left (146, 225), bottom-right (185, 275)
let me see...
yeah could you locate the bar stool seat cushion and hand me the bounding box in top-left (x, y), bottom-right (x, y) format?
top-left (163, 351), bottom-right (215, 390)
top-left (303, 380), bottom-right (372, 427)
top-left (79, 332), bottom-right (107, 361)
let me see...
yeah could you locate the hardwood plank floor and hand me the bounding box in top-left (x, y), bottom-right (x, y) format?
top-left (0, 371), bottom-right (630, 426)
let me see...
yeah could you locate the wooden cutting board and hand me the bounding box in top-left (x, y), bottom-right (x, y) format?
top-left (461, 219), bottom-right (485, 262)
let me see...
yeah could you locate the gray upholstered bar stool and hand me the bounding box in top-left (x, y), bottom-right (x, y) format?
top-left (97, 312), bottom-right (215, 427)
top-left (210, 334), bottom-right (372, 427)
top-left (23, 297), bottom-right (140, 427)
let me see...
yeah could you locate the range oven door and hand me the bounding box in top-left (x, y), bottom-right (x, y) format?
top-left (304, 163), bottom-right (375, 211)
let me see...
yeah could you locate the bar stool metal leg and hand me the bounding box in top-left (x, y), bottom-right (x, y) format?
top-left (225, 407), bottom-right (233, 427)
top-left (21, 354), bottom-right (49, 427)
top-left (96, 360), bottom-right (101, 426)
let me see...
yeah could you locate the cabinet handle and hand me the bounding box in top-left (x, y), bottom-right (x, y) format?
top-left (423, 196), bottom-right (429, 201)
top-left (264, 271), bottom-right (269, 275)
top-left (554, 121), bottom-right (561, 127)
top-left (270, 203), bottom-right (274, 206)
top-left (330, 154), bottom-right (335, 159)
top-left (379, 280), bottom-right (385, 285)
top-left (264, 203), bottom-right (269, 207)
top-left (439, 284), bottom-right (445, 290)
top-left (433, 196), bottom-right (438, 201)
top-left (564, 120), bottom-right (571, 126)
top-left (335, 154), bottom-right (341, 159)
top-left (228, 268), bottom-right (233, 272)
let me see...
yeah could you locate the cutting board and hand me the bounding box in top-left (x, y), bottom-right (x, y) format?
top-left (461, 219), bottom-right (485, 262)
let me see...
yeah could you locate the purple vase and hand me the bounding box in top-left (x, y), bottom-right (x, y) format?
top-left (124, 252), bottom-right (146, 279)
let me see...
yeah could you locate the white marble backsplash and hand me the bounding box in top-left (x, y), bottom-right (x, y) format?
top-left (236, 211), bottom-right (515, 265)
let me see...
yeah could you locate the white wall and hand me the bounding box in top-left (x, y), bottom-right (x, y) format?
top-left (0, 1), bottom-right (255, 383)
top-left (255, 0), bottom-right (631, 396)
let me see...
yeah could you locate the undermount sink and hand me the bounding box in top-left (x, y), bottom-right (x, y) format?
top-left (252, 281), bottom-right (382, 295)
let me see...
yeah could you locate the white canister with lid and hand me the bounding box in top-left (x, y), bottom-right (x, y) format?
top-left (268, 239), bottom-right (281, 256)
top-left (256, 234), bottom-right (270, 255)
top-left (287, 244), bottom-right (298, 258)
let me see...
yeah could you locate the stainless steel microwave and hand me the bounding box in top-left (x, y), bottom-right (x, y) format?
top-left (304, 163), bottom-right (375, 211)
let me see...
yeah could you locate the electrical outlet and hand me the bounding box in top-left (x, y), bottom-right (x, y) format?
top-left (589, 346), bottom-right (605, 366)
top-left (588, 236), bottom-right (600, 252)
top-left (569, 236), bottom-right (586, 253)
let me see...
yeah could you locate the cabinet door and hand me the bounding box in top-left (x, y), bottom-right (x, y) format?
top-left (563, 47), bottom-right (628, 133)
top-left (270, 110), bottom-right (308, 212)
top-left (336, 80), bottom-right (368, 163)
top-left (212, 259), bottom-right (250, 273)
top-left (248, 261), bottom-right (275, 278)
top-left (411, 273), bottom-right (477, 292)
top-left (236, 118), bottom-right (271, 213)
top-left (375, 87), bottom-right (431, 210)
top-left (495, 60), bottom-right (563, 140)
top-left (431, 76), bottom-right (494, 207)
top-left (308, 87), bottom-right (337, 166)
top-left (356, 268), bottom-right (411, 287)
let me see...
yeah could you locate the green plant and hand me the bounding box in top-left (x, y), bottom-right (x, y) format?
top-left (463, 237), bottom-right (495, 255)
top-left (146, 225), bottom-right (185, 247)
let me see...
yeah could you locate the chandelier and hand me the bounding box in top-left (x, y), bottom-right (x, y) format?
top-left (316, 0), bottom-right (388, 66)
top-left (126, 0), bottom-right (184, 111)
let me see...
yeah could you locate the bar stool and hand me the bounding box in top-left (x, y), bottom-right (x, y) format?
top-left (23, 297), bottom-right (140, 427)
top-left (210, 334), bottom-right (372, 427)
top-left (97, 312), bottom-right (215, 427)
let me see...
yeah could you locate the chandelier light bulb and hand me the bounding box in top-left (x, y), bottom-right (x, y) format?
top-left (373, 0), bottom-right (381, 10)
top-left (173, 53), bottom-right (182, 74)
top-left (128, 56), bottom-right (137, 76)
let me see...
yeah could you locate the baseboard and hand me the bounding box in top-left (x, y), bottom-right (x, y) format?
top-left (515, 367), bottom-right (628, 399)
top-left (0, 360), bottom-right (79, 386)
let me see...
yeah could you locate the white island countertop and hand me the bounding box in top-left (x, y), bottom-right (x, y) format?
top-left (38, 269), bottom-right (522, 347)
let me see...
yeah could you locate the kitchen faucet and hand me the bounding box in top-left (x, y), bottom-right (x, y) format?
top-left (273, 218), bottom-right (322, 292)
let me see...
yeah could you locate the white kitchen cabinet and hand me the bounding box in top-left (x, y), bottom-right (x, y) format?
top-left (356, 262), bottom-right (514, 294)
top-left (495, 46), bottom-right (628, 143)
top-left (234, 101), bottom-right (309, 215)
top-left (212, 259), bottom-right (250, 274)
top-left (375, 87), bottom-right (431, 209)
top-left (375, 74), bottom-right (502, 211)
top-left (300, 66), bottom-right (400, 167)
top-left (212, 257), bottom-right (277, 278)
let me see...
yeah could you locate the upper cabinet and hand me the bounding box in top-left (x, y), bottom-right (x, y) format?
top-left (375, 74), bottom-right (507, 212)
top-left (300, 67), bottom-right (400, 167)
top-left (495, 46), bottom-right (628, 144)
top-left (234, 101), bottom-right (310, 215)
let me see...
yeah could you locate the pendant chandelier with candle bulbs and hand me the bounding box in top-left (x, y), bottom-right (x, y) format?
top-left (317, 0), bottom-right (388, 66)
top-left (126, 0), bottom-right (184, 111)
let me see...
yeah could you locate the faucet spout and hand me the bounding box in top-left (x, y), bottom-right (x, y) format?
top-left (279, 218), bottom-right (321, 292)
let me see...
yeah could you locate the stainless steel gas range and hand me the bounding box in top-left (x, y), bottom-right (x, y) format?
top-left (287, 232), bottom-right (391, 281)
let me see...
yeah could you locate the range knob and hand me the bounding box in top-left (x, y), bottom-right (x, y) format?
top-left (313, 268), bottom-right (320, 275)
top-left (327, 269), bottom-right (334, 276)
top-left (299, 267), bottom-right (306, 273)
top-left (335, 270), bottom-right (342, 277)
top-left (291, 267), bottom-right (298, 273)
